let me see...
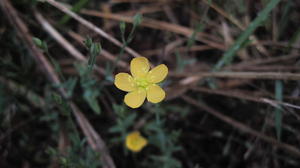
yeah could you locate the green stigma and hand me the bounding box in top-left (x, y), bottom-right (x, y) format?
top-left (135, 78), bottom-right (149, 89)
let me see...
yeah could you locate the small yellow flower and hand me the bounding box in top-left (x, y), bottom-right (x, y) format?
top-left (126, 131), bottom-right (148, 152)
top-left (114, 57), bottom-right (168, 108)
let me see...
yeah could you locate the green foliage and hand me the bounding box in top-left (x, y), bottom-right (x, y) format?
top-left (75, 63), bottom-right (101, 114)
top-left (127, 14), bottom-right (143, 43)
top-left (84, 37), bottom-right (102, 72)
top-left (33, 37), bottom-right (66, 80)
top-left (140, 105), bottom-right (182, 168)
top-left (72, 37), bottom-right (103, 114)
top-left (33, 37), bottom-right (49, 53)
top-left (109, 104), bottom-right (137, 143)
top-left (63, 77), bottom-right (78, 98)
top-left (47, 134), bottom-right (101, 168)
top-left (109, 102), bottom-right (182, 167)
top-left (51, 92), bottom-right (73, 116)
top-left (143, 120), bottom-right (182, 168)
top-left (109, 13), bottom-right (143, 79)
top-left (119, 13), bottom-right (142, 46)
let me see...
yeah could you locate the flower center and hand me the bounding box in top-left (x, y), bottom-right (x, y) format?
top-left (135, 78), bottom-right (149, 89)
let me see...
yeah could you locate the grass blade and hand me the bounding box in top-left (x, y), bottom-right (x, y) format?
top-left (214, 0), bottom-right (281, 71)
top-left (275, 80), bottom-right (283, 140)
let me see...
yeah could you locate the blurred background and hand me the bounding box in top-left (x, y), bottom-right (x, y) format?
top-left (1, 0), bottom-right (300, 167)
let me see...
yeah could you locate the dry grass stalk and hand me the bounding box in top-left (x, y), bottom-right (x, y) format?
top-left (182, 95), bottom-right (300, 157)
top-left (46, 0), bottom-right (142, 58)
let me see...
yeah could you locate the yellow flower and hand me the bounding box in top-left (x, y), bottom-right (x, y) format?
top-left (114, 57), bottom-right (168, 108)
top-left (125, 131), bottom-right (148, 152)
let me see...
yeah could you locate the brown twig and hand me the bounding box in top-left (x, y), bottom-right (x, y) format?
top-left (34, 11), bottom-right (106, 75)
top-left (227, 65), bottom-right (300, 72)
top-left (141, 45), bottom-right (214, 57)
top-left (0, 1), bottom-right (115, 167)
top-left (182, 95), bottom-right (300, 157)
top-left (192, 87), bottom-right (300, 110)
top-left (176, 72), bottom-right (300, 84)
top-left (80, 9), bottom-right (226, 50)
top-left (117, 3), bottom-right (164, 16)
top-left (227, 54), bottom-right (299, 69)
top-left (45, 0), bottom-right (142, 58)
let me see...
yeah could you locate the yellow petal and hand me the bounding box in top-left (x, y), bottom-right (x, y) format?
top-left (124, 88), bottom-right (146, 108)
top-left (126, 131), bottom-right (148, 152)
top-left (130, 57), bottom-right (150, 78)
top-left (146, 84), bottom-right (165, 103)
top-left (146, 64), bottom-right (168, 83)
top-left (114, 73), bottom-right (136, 92)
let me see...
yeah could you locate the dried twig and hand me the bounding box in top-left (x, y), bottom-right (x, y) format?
top-left (182, 95), bottom-right (300, 157)
top-left (35, 12), bottom-right (85, 61)
top-left (80, 9), bottom-right (225, 50)
top-left (176, 72), bottom-right (300, 85)
top-left (34, 11), bottom-right (106, 74)
top-left (45, 0), bottom-right (142, 58)
top-left (227, 54), bottom-right (299, 69)
top-left (192, 87), bottom-right (300, 110)
top-left (142, 45), bottom-right (214, 57)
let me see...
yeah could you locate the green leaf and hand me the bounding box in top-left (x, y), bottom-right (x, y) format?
top-left (123, 113), bottom-right (137, 128)
top-left (83, 89), bottom-right (101, 115)
top-left (64, 77), bottom-right (77, 98)
top-left (108, 125), bottom-right (123, 133)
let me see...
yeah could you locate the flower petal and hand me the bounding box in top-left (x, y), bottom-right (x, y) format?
top-left (124, 88), bottom-right (146, 108)
top-left (130, 57), bottom-right (150, 78)
top-left (114, 73), bottom-right (136, 92)
top-left (126, 131), bottom-right (148, 152)
top-left (146, 64), bottom-right (168, 83)
top-left (146, 84), bottom-right (165, 103)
